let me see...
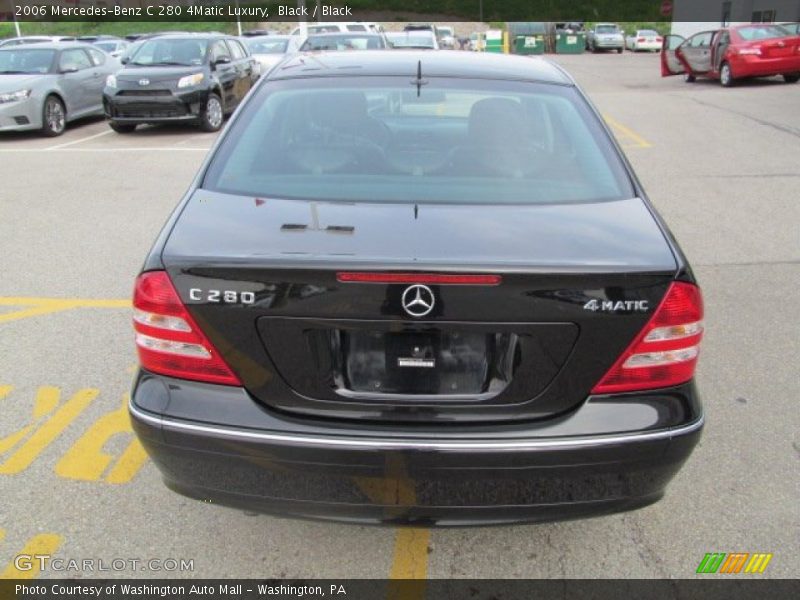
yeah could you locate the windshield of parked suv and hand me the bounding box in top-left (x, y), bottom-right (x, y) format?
top-left (596, 25), bottom-right (620, 34)
top-left (301, 34), bottom-right (383, 51)
top-left (203, 78), bottom-right (633, 205)
top-left (638, 30), bottom-right (658, 37)
top-left (245, 38), bottom-right (288, 54)
top-left (130, 38), bottom-right (208, 66)
top-left (735, 25), bottom-right (792, 40)
top-left (0, 48), bottom-right (55, 74)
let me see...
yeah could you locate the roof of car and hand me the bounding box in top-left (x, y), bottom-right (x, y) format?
top-left (268, 50), bottom-right (572, 85)
top-left (0, 41), bottom-right (93, 51)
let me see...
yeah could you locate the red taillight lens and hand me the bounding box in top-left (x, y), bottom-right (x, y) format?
top-left (638, 37), bottom-right (646, 42)
top-left (591, 282), bottom-right (703, 395)
top-left (337, 272), bottom-right (501, 285)
top-left (132, 271), bottom-right (242, 386)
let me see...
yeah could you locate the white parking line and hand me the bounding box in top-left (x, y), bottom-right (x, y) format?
top-left (0, 147), bottom-right (208, 153)
top-left (44, 129), bottom-right (115, 150)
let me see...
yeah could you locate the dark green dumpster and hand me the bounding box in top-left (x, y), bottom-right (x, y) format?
top-left (513, 35), bottom-right (545, 55)
top-left (555, 31), bottom-right (586, 54)
top-left (508, 22), bottom-right (546, 55)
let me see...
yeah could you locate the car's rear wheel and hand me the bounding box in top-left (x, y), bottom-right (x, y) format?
top-left (109, 121), bottom-right (136, 134)
top-left (617, 47), bottom-right (623, 54)
top-left (41, 96), bottom-right (66, 137)
top-left (198, 93), bottom-right (224, 132)
top-left (684, 73), bottom-right (696, 83)
top-left (720, 62), bottom-right (735, 87)
top-left (783, 73), bottom-right (800, 83)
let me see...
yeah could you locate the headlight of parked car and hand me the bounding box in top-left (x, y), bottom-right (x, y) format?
top-left (105, 74), bottom-right (117, 88)
top-left (178, 73), bottom-right (204, 88)
top-left (0, 89), bottom-right (32, 104)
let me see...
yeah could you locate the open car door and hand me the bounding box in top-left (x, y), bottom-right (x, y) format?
top-left (661, 34), bottom-right (686, 76)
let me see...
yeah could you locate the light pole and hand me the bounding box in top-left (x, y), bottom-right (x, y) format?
top-left (12, 0), bottom-right (21, 37)
top-left (235, 0), bottom-right (242, 36)
top-left (298, 0), bottom-right (308, 38)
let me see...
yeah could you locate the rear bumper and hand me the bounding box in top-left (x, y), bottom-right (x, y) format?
top-left (130, 372), bottom-right (703, 525)
top-left (729, 54), bottom-right (800, 78)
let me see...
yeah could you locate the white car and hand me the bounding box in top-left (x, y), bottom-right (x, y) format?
top-left (241, 35), bottom-right (300, 75)
top-left (625, 29), bottom-right (663, 52)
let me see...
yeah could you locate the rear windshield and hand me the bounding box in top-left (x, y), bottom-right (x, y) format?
top-left (736, 25), bottom-right (791, 40)
top-left (596, 25), bottom-right (620, 33)
top-left (203, 77), bottom-right (633, 205)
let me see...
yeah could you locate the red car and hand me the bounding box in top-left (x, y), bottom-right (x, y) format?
top-left (661, 23), bottom-right (800, 86)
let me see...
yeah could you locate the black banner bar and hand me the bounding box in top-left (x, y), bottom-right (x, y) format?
top-left (2, 579), bottom-right (799, 600)
top-left (0, 0), bottom-right (760, 24)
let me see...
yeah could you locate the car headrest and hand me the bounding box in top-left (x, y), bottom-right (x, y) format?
top-left (468, 98), bottom-right (528, 144)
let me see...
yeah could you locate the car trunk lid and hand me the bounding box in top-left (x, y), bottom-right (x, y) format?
top-left (161, 189), bottom-right (678, 423)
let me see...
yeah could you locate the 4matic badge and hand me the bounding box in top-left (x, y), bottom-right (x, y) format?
top-left (583, 299), bottom-right (649, 312)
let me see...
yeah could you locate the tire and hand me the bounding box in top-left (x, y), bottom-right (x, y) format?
top-left (617, 47), bottom-right (623, 54)
top-left (198, 92), bottom-right (223, 132)
top-left (109, 121), bottom-right (136, 134)
top-left (783, 73), bottom-right (800, 83)
top-left (720, 62), bottom-right (734, 87)
top-left (684, 73), bottom-right (696, 83)
top-left (40, 95), bottom-right (66, 137)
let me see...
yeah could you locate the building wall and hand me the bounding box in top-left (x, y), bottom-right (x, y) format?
top-left (672, 0), bottom-right (800, 37)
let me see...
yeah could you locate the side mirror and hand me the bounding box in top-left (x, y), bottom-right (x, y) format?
top-left (212, 56), bottom-right (231, 68)
top-left (120, 56), bottom-right (130, 65)
top-left (60, 66), bottom-right (79, 74)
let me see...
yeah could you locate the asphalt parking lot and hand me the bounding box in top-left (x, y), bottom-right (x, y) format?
top-left (1, 50), bottom-right (798, 581)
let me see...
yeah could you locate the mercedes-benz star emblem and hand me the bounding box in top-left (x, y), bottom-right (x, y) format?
top-left (401, 284), bottom-right (435, 318)
top-left (138, 79), bottom-right (150, 86)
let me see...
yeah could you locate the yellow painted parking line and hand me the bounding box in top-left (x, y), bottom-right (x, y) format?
top-left (55, 395), bottom-right (149, 484)
top-left (0, 297), bottom-right (129, 307)
top-left (0, 297), bottom-right (130, 324)
top-left (390, 528), bottom-right (431, 579)
top-left (604, 114), bottom-right (653, 148)
top-left (0, 533), bottom-right (64, 579)
top-left (0, 387), bottom-right (98, 475)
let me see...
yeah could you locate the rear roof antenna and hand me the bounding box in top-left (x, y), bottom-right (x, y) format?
top-left (412, 60), bottom-right (428, 97)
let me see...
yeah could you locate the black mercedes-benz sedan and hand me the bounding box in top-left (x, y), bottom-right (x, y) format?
top-left (103, 34), bottom-right (257, 133)
top-left (129, 51), bottom-right (704, 526)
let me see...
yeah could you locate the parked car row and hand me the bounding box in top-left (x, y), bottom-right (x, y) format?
top-left (1, 22), bottom-right (455, 137)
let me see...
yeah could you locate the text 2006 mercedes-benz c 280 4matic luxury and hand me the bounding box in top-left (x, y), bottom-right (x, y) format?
top-left (129, 51), bottom-right (704, 526)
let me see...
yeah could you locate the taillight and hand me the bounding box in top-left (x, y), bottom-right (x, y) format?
top-left (591, 282), bottom-right (703, 394)
top-left (132, 271), bottom-right (242, 386)
top-left (638, 37), bottom-right (646, 42)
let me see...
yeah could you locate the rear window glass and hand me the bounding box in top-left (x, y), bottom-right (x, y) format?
top-left (203, 77), bottom-right (633, 205)
top-left (596, 25), bottom-right (620, 33)
top-left (736, 25), bottom-right (791, 40)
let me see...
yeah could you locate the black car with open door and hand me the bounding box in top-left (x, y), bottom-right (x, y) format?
top-left (129, 51), bottom-right (704, 525)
